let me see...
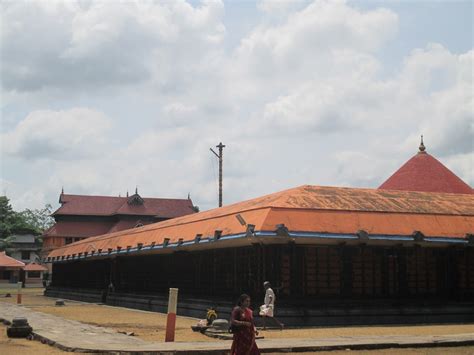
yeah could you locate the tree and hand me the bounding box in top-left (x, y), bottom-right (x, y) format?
top-left (19, 204), bottom-right (55, 233)
top-left (0, 196), bottom-right (27, 239)
top-left (0, 196), bottom-right (54, 252)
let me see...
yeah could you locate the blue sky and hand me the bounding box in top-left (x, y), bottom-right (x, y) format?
top-left (1, 0), bottom-right (472, 211)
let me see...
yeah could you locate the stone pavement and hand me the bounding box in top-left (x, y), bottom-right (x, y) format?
top-left (1, 302), bottom-right (474, 354)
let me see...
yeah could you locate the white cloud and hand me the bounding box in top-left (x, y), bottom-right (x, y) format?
top-left (234, 1), bottom-right (397, 78)
top-left (443, 152), bottom-right (474, 186)
top-left (1, 0), bottom-right (225, 92)
top-left (162, 103), bottom-right (198, 127)
top-left (257, 0), bottom-right (307, 15)
top-left (1, 108), bottom-right (112, 160)
top-left (1, 0), bottom-right (472, 213)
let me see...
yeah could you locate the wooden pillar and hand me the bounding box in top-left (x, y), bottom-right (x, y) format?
top-left (447, 248), bottom-right (458, 299)
top-left (469, 248), bottom-right (474, 297)
top-left (111, 257), bottom-right (117, 289)
top-left (341, 245), bottom-right (353, 298)
top-left (381, 248), bottom-right (389, 297)
top-left (397, 247), bottom-right (407, 298)
top-left (360, 245), bottom-right (366, 296)
top-left (371, 247), bottom-right (377, 297)
top-left (467, 249), bottom-right (472, 298)
top-left (212, 250), bottom-right (217, 296)
top-left (233, 249), bottom-right (237, 293)
top-left (253, 244), bottom-right (261, 295)
top-left (289, 243), bottom-right (304, 297)
top-left (280, 245), bottom-right (291, 297)
top-left (115, 257), bottom-right (121, 291)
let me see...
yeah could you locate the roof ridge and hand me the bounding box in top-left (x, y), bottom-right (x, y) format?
top-left (61, 193), bottom-right (191, 201)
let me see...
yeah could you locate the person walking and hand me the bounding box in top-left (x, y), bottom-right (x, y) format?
top-left (230, 294), bottom-right (260, 355)
top-left (259, 281), bottom-right (284, 330)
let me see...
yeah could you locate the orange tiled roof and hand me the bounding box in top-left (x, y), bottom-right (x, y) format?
top-left (47, 185), bottom-right (474, 260)
top-left (0, 252), bottom-right (25, 268)
top-left (24, 262), bottom-right (48, 271)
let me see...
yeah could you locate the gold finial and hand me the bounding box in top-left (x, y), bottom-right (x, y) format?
top-left (418, 135), bottom-right (426, 153)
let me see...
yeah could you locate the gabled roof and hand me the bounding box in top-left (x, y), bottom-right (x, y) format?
top-left (54, 193), bottom-right (196, 218)
top-left (24, 262), bottom-right (48, 272)
top-left (48, 185), bottom-right (474, 260)
top-left (0, 251), bottom-right (25, 268)
top-left (379, 141), bottom-right (473, 194)
top-left (43, 219), bottom-right (156, 238)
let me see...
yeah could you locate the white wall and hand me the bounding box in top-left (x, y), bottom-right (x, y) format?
top-left (11, 234), bottom-right (36, 243)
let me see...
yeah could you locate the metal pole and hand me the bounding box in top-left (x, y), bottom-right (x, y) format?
top-left (217, 142), bottom-right (225, 207)
top-left (210, 142), bottom-right (225, 207)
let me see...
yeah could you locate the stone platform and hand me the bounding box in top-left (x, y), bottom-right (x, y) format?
top-left (1, 302), bottom-right (474, 354)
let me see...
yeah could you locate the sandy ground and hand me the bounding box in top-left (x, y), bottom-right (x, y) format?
top-left (0, 324), bottom-right (94, 354)
top-left (1, 324), bottom-right (473, 355)
top-left (1, 289), bottom-right (474, 354)
top-left (0, 327), bottom-right (53, 355)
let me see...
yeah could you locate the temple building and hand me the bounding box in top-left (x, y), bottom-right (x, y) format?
top-left (45, 141), bottom-right (474, 325)
top-left (42, 189), bottom-right (197, 254)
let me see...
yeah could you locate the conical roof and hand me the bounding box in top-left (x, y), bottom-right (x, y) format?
top-left (379, 138), bottom-right (473, 194)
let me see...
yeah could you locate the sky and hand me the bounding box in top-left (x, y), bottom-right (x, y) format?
top-left (1, 0), bottom-right (473, 212)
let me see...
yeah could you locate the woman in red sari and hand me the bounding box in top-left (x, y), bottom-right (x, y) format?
top-left (230, 294), bottom-right (260, 355)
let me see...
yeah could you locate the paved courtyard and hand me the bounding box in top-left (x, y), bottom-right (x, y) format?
top-left (1, 290), bottom-right (474, 354)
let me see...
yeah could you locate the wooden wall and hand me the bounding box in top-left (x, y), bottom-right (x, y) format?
top-left (51, 245), bottom-right (474, 302)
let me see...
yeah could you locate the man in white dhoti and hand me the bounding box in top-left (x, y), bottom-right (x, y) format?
top-left (259, 281), bottom-right (284, 330)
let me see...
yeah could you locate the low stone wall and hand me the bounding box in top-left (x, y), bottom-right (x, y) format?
top-left (107, 292), bottom-right (235, 320)
top-left (45, 287), bottom-right (103, 303)
top-left (44, 287), bottom-right (474, 326)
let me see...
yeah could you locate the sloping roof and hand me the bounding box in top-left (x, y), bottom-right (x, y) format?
top-left (48, 185), bottom-right (474, 260)
top-left (44, 221), bottom-right (116, 238)
top-left (54, 193), bottom-right (196, 218)
top-left (106, 219), bottom-right (154, 233)
top-left (0, 252), bottom-right (25, 268)
top-left (24, 262), bottom-right (48, 271)
top-left (43, 219), bottom-right (161, 238)
top-left (379, 151), bottom-right (473, 194)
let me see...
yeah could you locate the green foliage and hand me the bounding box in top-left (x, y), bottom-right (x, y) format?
top-left (0, 196), bottom-right (54, 251)
top-left (0, 236), bottom-right (14, 252)
top-left (0, 196), bottom-right (26, 238)
top-left (18, 204), bottom-right (54, 233)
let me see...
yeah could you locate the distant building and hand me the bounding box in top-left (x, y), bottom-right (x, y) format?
top-left (3, 229), bottom-right (47, 287)
top-left (0, 251), bottom-right (48, 287)
top-left (42, 189), bottom-right (197, 254)
top-left (0, 251), bottom-right (24, 286)
top-left (23, 262), bottom-right (48, 287)
top-left (9, 230), bottom-right (42, 264)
